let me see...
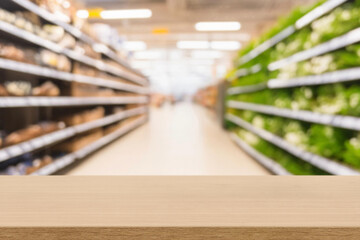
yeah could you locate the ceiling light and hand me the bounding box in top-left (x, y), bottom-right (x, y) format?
top-left (100, 9), bottom-right (152, 19)
top-left (210, 41), bottom-right (241, 50)
top-left (76, 10), bottom-right (89, 19)
top-left (195, 22), bottom-right (241, 31)
top-left (191, 50), bottom-right (223, 59)
top-left (177, 41), bottom-right (210, 49)
top-left (123, 41), bottom-right (147, 51)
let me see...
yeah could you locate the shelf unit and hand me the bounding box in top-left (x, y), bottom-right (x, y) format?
top-left (0, 20), bottom-right (147, 86)
top-left (30, 115), bottom-right (147, 175)
top-left (10, 0), bottom-right (146, 80)
top-left (0, 1), bottom-right (150, 175)
top-left (226, 0), bottom-right (360, 176)
top-left (226, 114), bottom-right (360, 175)
top-left (0, 107), bottom-right (147, 163)
top-left (229, 133), bottom-right (291, 175)
top-left (0, 58), bottom-right (149, 94)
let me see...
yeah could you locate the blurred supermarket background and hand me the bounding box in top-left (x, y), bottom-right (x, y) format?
top-left (1, 0), bottom-right (360, 175)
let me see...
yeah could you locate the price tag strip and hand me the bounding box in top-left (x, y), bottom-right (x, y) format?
top-left (226, 113), bottom-right (360, 175)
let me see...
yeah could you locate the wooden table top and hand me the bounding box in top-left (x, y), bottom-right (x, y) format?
top-left (1, 176), bottom-right (359, 239)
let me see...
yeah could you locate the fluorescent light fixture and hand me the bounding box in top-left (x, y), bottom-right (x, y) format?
top-left (195, 21), bottom-right (241, 31)
top-left (133, 50), bottom-right (164, 60)
top-left (123, 41), bottom-right (147, 51)
top-left (76, 10), bottom-right (89, 19)
top-left (211, 41), bottom-right (241, 50)
top-left (100, 9), bottom-right (152, 19)
top-left (191, 50), bottom-right (223, 59)
top-left (177, 41), bottom-right (210, 49)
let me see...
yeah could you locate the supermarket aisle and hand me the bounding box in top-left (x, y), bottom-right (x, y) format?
top-left (67, 102), bottom-right (269, 175)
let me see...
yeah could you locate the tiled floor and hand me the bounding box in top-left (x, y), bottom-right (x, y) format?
top-left (67, 102), bottom-right (269, 175)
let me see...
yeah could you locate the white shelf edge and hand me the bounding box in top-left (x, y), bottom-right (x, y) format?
top-left (229, 133), bottom-right (291, 175)
top-left (237, 0), bottom-right (348, 66)
top-left (0, 96), bottom-right (148, 108)
top-left (228, 100), bottom-right (360, 131)
top-left (0, 107), bottom-right (148, 162)
top-left (30, 116), bottom-right (147, 175)
top-left (227, 83), bottom-right (267, 95)
top-left (268, 27), bottom-right (360, 71)
top-left (295, 0), bottom-right (348, 29)
top-left (228, 64), bottom-right (262, 81)
top-left (226, 113), bottom-right (360, 175)
top-left (0, 58), bottom-right (149, 94)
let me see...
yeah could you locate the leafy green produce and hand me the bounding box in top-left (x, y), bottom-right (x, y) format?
top-left (236, 128), bottom-right (328, 175)
top-left (344, 134), bottom-right (360, 168)
top-left (226, 0), bottom-right (360, 175)
top-left (234, 110), bottom-right (359, 170)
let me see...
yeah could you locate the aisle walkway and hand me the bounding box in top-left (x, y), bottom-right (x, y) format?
top-left (67, 102), bottom-right (269, 175)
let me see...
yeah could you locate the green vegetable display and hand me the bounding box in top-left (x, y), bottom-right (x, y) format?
top-left (226, 0), bottom-right (360, 174)
top-left (233, 110), bottom-right (359, 170)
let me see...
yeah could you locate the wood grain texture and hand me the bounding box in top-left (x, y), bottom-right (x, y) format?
top-left (0, 176), bottom-right (360, 239)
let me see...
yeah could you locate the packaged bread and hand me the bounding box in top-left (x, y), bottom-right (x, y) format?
top-left (32, 81), bottom-right (60, 96)
top-left (4, 121), bottom-right (65, 147)
top-left (43, 24), bottom-right (65, 42)
top-left (37, 49), bottom-right (71, 72)
top-left (0, 84), bottom-right (8, 96)
top-left (5, 81), bottom-right (32, 96)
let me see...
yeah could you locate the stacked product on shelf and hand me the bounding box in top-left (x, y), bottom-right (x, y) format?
top-left (194, 85), bottom-right (218, 109)
top-left (0, 0), bottom-right (149, 175)
top-left (225, 0), bottom-right (360, 175)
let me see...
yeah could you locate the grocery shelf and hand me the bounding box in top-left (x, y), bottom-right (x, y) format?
top-left (0, 96), bottom-right (148, 108)
top-left (30, 115), bottom-right (147, 175)
top-left (0, 58), bottom-right (149, 94)
top-left (0, 107), bottom-right (148, 163)
top-left (227, 67), bottom-right (360, 95)
top-left (237, 0), bottom-right (347, 66)
top-left (228, 100), bottom-right (360, 131)
top-left (229, 133), bottom-right (291, 175)
top-left (227, 82), bottom-right (267, 95)
top-left (268, 27), bottom-right (360, 71)
top-left (226, 113), bottom-right (360, 175)
top-left (0, 20), bottom-right (147, 86)
top-left (10, 0), bottom-right (146, 79)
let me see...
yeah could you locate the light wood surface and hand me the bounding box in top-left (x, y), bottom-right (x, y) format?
top-left (1, 176), bottom-right (360, 239)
